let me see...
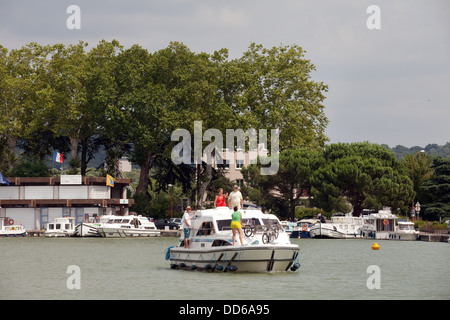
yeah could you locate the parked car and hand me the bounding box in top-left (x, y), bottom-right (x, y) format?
top-left (155, 219), bottom-right (180, 230)
top-left (169, 218), bottom-right (182, 228)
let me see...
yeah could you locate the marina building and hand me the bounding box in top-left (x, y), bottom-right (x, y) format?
top-left (0, 175), bottom-right (134, 231)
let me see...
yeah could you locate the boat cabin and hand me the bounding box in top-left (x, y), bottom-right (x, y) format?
top-left (180, 207), bottom-right (288, 248)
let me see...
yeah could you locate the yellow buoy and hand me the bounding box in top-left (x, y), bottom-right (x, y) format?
top-left (372, 242), bottom-right (380, 250)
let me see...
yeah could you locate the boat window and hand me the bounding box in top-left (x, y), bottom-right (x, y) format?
top-left (196, 221), bottom-right (214, 236)
top-left (48, 224), bottom-right (54, 230)
top-left (113, 219), bottom-right (122, 223)
top-left (242, 218), bottom-right (261, 226)
top-left (65, 224), bottom-right (71, 229)
top-left (107, 219), bottom-right (114, 224)
top-left (55, 224), bottom-right (61, 229)
top-left (212, 240), bottom-right (232, 246)
top-left (216, 219), bottom-right (232, 231)
top-left (122, 219), bottom-right (130, 224)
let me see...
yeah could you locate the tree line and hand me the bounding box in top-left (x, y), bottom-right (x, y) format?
top-left (0, 40), bottom-right (328, 209)
top-left (242, 143), bottom-right (449, 221)
top-left (2, 40), bottom-right (447, 221)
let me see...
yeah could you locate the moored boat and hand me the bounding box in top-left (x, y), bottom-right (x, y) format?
top-left (165, 207), bottom-right (300, 273)
top-left (45, 217), bottom-right (76, 237)
top-left (310, 213), bottom-right (363, 239)
top-left (97, 215), bottom-right (160, 237)
top-left (0, 217), bottom-right (27, 237)
top-left (291, 219), bottom-right (318, 238)
top-left (390, 220), bottom-right (419, 241)
top-left (74, 215), bottom-right (116, 237)
top-left (360, 209), bottom-right (397, 240)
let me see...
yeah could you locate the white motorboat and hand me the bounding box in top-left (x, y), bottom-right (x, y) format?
top-left (45, 217), bottom-right (76, 237)
top-left (165, 207), bottom-right (300, 273)
top-left (0, 217), bottom-right (27, 237)
top-left (310, 213), bottom-right (363, 239)
top-left (291, 219), bottom-right (318, 238)
top-left (390, 221), bottom-right (419, 241)
top-left (280, 220), bottom-right (297, 236)
top-left (75, 215), bottom-right (116, 237)
top-left (97, 215), bottom-right (160, 237)
top-left (360, 209), bottom-right (397, 240)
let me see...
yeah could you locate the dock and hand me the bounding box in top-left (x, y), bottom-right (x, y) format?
top-left (418, 233), bottom-right (449, 243)
top-left (26, 230), bottom-right (45, 237)
top-left (159, 230), bottom-right (181, 237)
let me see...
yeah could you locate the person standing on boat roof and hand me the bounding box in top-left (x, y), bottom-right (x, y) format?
top-left (214, 188), bottom-right (228, 208)
top-left (231, 206), bottom-right (243, 245)
top-left (228, 185), bottom-right (243, 209)
top-left (181, 206), bottom-right (194, 248)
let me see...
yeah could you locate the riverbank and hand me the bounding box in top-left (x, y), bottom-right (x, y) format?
top-left (22, 229), bottom-right (449, 242)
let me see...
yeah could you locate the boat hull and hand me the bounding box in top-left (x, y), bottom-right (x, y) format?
top-left (168, 245), bottom-right (299, 273)
top-left (44, 231), bottom-right (75, 237)
top-left (310, 224), bottom-right (360, 239)
top-left (74, 222), bottom-right (101, 237)
top-left (389, 232), bottom-right (419, 241)
top-left (97, 227), bottom-right (160, 238)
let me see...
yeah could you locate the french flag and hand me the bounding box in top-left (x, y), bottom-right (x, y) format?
top-left (53, 151), bottom-right (63, 163)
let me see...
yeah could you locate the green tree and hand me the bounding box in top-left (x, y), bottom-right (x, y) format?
top-left (421, 157), bottom-right (450, 220)
top-left (311, 142), bottom-right (413, 216)
top-left (242, 149), bottom-right (321, 219)
top-left (237, 43), bottom-right (329, 150)
top-left (401, 151), bottom-right (433, 210)
top-left (0, 43), bottom-right (53, 169)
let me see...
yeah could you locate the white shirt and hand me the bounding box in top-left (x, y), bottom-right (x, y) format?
top-left (182, 211), bottom-right (192, 229)
top-left (229, 190), bottom-right (243, 208)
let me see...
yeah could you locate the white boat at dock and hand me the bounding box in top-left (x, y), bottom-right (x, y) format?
top-left (360, 209), bottom-right (397, 240)
top-left (0, 217), bottom-right (27, 237)
top-left (45, 217), bottom-right (76, 237)
top-left (97, 215), bottom-right (160, 237)
top-left (290, 219), bottom-right (318, 238)
top-left (75, 215), bottom-right (115, 237)
top-left (310, 213), bottom-right (363, 239)
top-left (165, 207), bottom-right (300, 273)
top-left (389, 220), bottom-right (419, 241)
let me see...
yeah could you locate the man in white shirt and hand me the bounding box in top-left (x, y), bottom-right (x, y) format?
top-left (181, 206), bottom-right (193, 248)
top-left (228, 185), bottom-right (243, 209)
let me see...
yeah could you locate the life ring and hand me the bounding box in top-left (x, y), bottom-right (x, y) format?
top-left (383, 219), bottom-right (389, 226)
top-left (302, 225), bottom-right (308, 231)
top-left (9, 219), bottom-right (14, 225)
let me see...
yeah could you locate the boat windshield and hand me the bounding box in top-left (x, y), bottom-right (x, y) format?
top-left (261, 218), bottom-right (279, 226)
top-left (399, 224), bottom-right (414, 231)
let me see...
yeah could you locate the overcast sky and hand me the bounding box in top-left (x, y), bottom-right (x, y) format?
top-left (1, 0), bottom-right (449, 147)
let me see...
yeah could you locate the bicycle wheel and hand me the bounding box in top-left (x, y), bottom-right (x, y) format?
top-left (244, 225), bottom-right (255, 237)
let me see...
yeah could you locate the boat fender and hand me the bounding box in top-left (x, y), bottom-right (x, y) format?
top-left (226, 265), bottom-right (238, 272)
top-left (164, 246), bottom-right (174, 260)
top-left (190, 265), bottom-right (197, 270)
top-left (290, 263), bottom-right (300, 271)
top-left (214, 264), bottom-right (224, 271)
top-left (170, 264), bottom-right (178, 269)
top-left (179, 263), bottom-right (186, 268)
top-left (204, 264), bottom-right (212, 271)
